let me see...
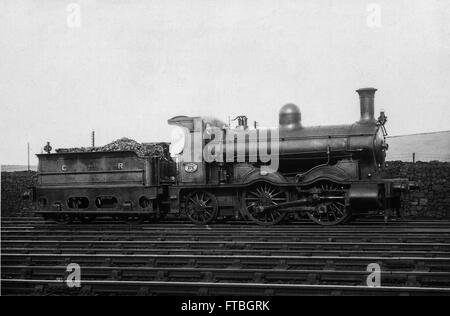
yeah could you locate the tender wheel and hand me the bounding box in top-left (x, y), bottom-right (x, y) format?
top-left (306, 182), bottom-right (351, 226)
top-left (122, 215), bottom-right (147, 224)
top-left (55, 213), bottom-right (74, 224)
top-left (78, 215), bottom-right (96, 223)
top-left (242, 182), bottom-right (289, 226)
top-left (184, 191), bottom-right (218, 225)
top-left (42, 214), bottom-right (54, 221)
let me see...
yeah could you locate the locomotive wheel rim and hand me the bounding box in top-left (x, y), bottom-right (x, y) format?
top-left (242, 182), bottom-right (288, 226)
top-left (185, 191), bottom-right (218, 225)
top-left (306, 182), bottom-right (351, 226)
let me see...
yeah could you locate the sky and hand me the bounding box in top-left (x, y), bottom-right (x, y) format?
top-left (1, 0), bottom-right (449, 165)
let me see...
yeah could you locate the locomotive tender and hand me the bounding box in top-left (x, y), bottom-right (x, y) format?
top-left (34, 88), bottom-right (414, 225)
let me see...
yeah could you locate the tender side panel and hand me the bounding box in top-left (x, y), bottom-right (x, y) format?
top-left (39, 171), bottom-right (144, 187)
top-left (37, 151), bottom-right (146, 186)
top-left (35, 151), bottom-right (161, 214)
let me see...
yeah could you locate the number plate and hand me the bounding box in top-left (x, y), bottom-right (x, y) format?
top-left (184, 163), bottom-right (198, 173)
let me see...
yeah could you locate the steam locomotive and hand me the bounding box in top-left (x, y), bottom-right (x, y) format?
top-left (33, 88), bottom-right (415, 225)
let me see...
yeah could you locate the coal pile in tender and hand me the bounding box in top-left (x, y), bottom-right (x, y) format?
top-left (55, 137), bottom-right (170, 159)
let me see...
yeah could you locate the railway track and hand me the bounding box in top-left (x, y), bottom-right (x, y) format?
top-left (2, 216), bottom-right (450, 295)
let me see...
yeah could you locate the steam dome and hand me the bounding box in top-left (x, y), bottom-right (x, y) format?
top-left (279, 103), bottom-right (301, 128)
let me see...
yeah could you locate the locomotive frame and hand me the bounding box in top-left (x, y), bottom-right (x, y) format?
top-left (33, 87), bottom-right (415, 226)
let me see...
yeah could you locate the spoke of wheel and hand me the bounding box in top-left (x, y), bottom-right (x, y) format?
top-left (271, 191), bottom-right (284, 198)
top-left (249, 191), bottom-right (260, 198)
top-left (331, 203), bottom-right (344, 217)
top-left (330, 208), bottom-right (337, 222)
top-left (332, 203), bottom-right (344, 216)
top-left (336, 202), bottom-right (346, 208)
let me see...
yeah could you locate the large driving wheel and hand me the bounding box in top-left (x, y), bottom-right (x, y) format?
top-left (185, 191), bottom-right (218, 225)
top-left (242, 182), bottom-right (289, 226)
top-left (306, 182), bottom-right (351, 226)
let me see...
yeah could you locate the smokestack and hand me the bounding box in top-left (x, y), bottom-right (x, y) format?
top-left (356, 87), bottom-right (377, 123)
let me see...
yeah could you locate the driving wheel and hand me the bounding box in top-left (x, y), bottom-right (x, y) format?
top-left (242, 182), bottom-right (289, 226)
top-left (306, 182), bottom-right (351, 226)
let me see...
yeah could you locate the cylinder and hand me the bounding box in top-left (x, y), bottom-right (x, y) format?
top-left (356, 88), bottom-right (377, 123)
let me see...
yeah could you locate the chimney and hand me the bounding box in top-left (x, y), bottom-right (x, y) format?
top-left (356, 87), bottom-right (377, 123)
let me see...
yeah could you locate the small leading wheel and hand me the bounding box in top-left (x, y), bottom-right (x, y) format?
top-left (185, 191), bottom-right (218, 225)
top-left (242, 182), bottom-right (289, 226)
top-left (306, 182), bottom-right (351, 226)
